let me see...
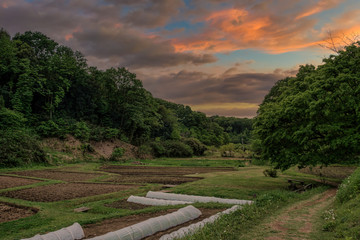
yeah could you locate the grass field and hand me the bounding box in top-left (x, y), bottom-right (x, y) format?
top-left (0, 159), bottom-right (352, 240)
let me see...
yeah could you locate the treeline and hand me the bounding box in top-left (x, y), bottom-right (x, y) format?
top-left (0, 28), bottom-right (252, 166)
top-left (254, 42), bottom-right (360, 170)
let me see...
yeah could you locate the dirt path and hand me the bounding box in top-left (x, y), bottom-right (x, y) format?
top-left (243, 189), bottom-right (337, 240)
top-left (263, 189), bottom-right (337, 240)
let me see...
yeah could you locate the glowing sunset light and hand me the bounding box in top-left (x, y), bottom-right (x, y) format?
top-left (1, 0), bottom-right (359, 117)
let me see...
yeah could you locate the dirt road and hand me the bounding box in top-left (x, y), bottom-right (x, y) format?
top-left (242, 189), bottom-right (337, 240)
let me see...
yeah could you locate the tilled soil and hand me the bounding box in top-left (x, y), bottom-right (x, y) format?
top-left (100, 165), bottom-right (235, 184)
top-left (0, 175), bottom-right (41, 189)
top-left (0, 183), bottom-right (138, 202)
top-left (104, 175), bottom-right (203, 184)
top-left (10, 170), bottom-right (104, 182)
top-left (83, 207), bottom-right (224, 239)
top-left (0, 202), bottom-right (38, 223)
top-left (100, 165), bottom-right (235, 176)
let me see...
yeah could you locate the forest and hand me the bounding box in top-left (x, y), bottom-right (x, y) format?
top-left (0, 28), bottom-right (252, 167)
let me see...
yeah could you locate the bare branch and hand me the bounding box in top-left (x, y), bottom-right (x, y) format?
top-left (319, 30), bottom-right (360, 53)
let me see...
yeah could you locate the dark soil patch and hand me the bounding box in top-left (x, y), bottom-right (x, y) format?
top-left (83, 208), bottom-right (224, 239)
top-left (11, 170), bottom-right (104, 182)
top-left (1, 183), bottom-right (138, 202)
top-left (100, 165), bottom-right (235, 176)
top-left (0, 202), bottom-right (38, 223)
top-left (0, 175), bottom-right (41, 189)
top-left (100, 165), bottom-right (234, 184)
top-left (104, 175), bottom-right (203, 184)
top-left (105, 199), bottom-right (148, 210)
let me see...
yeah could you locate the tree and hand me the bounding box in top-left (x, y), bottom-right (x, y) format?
top-left (254, 42), bottom-right (360, 170)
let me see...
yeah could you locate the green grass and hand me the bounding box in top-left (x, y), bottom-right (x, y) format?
top-left (0, 159), bottom-right (345, 240)
top-left (172, 166), bottom-right (322, 200)
top-left (179, 187), bottom-right (328, 240)
top-left (321, 167), bottom-right (360, 239)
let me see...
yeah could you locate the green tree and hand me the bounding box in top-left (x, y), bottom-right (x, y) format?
top-left (254, 43), bottom-right (360, 170)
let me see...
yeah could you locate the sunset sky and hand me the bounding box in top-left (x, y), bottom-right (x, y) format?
top-left (1, 0), bottom-right (360, 117)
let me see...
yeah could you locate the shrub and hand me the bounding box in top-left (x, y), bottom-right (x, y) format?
top-left (36, 120), bottom-right (60, 137)
top-left (0, 108), bottom-right (26, 130)
top-left (336, 167), bottom-right (360, 204)
top-left (220, 143), bottom-right (235, 157)
top-left (182, 138), bottom-right (207, 156)
top-left (263, 168), bottom-right (278, 178)
top-left (109, 147), bottom-right (125, 161)
top-left (0, 130), bottom-right (47, 167)
top-left (149, 142), bottom-right (166, 157)
top-left (162, 140), bottom-right (193, 158)
top-left (104, 128), bottom-right (120, 139)
top-left (90, 126), bottom-right (120, 141)
top-left (73, 121), bottom-right (90, 141)
top-left (137, 144), bottom-right (153, 158)
top-left (80, 143), bottom-right (95, 155)
top-left (321, 168), bottom-right (360, 239)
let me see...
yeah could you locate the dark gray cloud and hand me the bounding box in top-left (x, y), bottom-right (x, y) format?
top-left (71, 27), bottom-right (217, 69)
top-left (0, 0), bottom-right (216, 69)
top-left (142, 70), bottom-right (285, 105)
top-left (123, 0), bottom-right (184, 28)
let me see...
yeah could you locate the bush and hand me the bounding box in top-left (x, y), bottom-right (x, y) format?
top-left (72, 121), bottom-right (90, 141)
top-left (149, 142), bottom-right (166, 157)
top-left (321, 168), bottom-right (360, 239)
top-left (220, 143), bottom-right (235, 157)
top-left (0, 108), bottom-right (26, 130)
top-left (0, 130), bottom-right (47, 167)
top-left (336, 168), bottom-right (360, 204)
top-left (80, 143), bottom-right (95, 155)
top-left (109, 147), bottom-right (125, 161)
top-left (162, 140), bottom-right (193, 158)
top-left (263, 168), bottom-right (278, 178)
top-left (182, 138), bottom-right (207, 156)
top-left (90, 126), bottom-right (120, 141)
top-left (137, 144), bottom-right (153, 158)
top-left (36, 120), bottom-right (61, 137)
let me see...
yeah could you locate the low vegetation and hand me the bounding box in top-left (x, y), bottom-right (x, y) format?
top-left (322, 167), bottom-right (360, 239)
top-left (0, 160), bottom-right (338, 240)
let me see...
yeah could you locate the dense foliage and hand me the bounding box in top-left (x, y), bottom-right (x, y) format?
top-left (0, 28), bottom-right (252, 165)
top-left (254, 42), bottom-right (360, 169)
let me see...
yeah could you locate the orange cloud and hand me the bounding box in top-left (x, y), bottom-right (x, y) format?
top-left (172, 1), bottom-right (357, 55)
top-left (64, 27), bottom-right (82, 41)
top-left (65, 34), bottom-right (73, 41)
top-left (173, 7), bottom-right (319, 54)
top-left (296, 0), bottom-right (344, 20)
top-left (318, 9), bottom-right (360, 51)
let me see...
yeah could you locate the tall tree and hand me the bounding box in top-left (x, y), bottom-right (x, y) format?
top-left (254, 43), bottom-right (360, 170)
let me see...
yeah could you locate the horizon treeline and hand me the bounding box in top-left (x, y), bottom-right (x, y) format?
top-left (0, 28), bottom-right (252, 160)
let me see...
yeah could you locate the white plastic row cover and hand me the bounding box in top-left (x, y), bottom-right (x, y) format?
top-left (127, 195), bottom-right (193, 206)
top-left (21, 222), bottom-right (84, 240)
top-left (160, 205), bottom-right (241, 240)
top-left (146, 191), bottom-right (253, 205)
top-left (86, 205), bottom-right (202, 240)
